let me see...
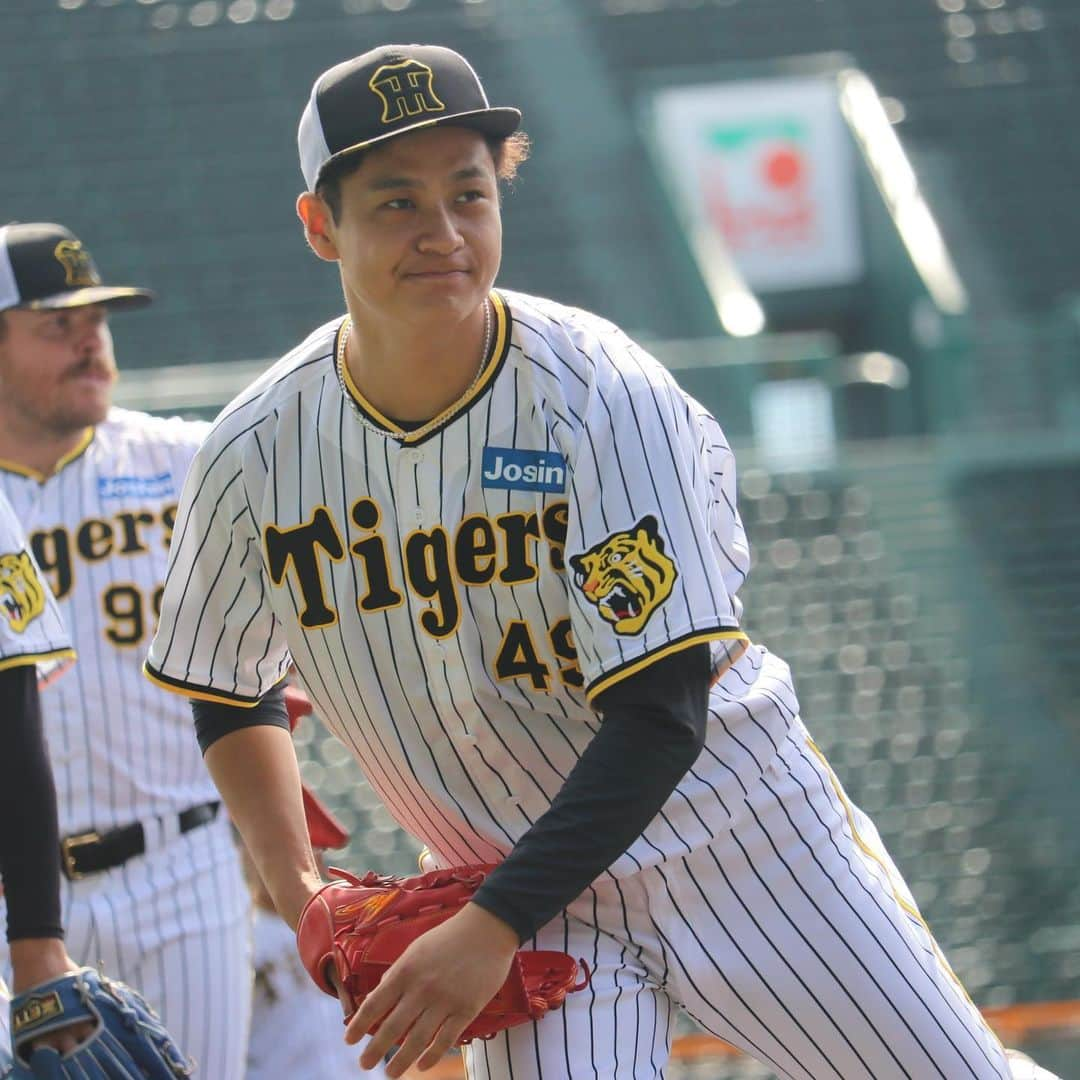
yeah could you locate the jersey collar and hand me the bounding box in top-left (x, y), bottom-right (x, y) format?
top-left (0, 426), bottom-right (95, 482)
top-left (336, 290), bottom-right (510, 446)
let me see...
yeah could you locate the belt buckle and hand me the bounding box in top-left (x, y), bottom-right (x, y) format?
top-left (61, 831), bottom-right (102, 881)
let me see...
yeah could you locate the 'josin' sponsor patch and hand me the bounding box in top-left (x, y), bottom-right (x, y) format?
top-left (97, 472), bottom-right (175, 500)
top-left (481, 447), bottom-right (567, 493)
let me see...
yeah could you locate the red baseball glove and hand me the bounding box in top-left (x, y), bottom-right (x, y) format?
top-left (295, 863), bottom-right (589, 1044)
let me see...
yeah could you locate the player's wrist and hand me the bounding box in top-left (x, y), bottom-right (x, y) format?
top-left (9, 938), bottom-right (79, 993)
top-left (460, 899), bottom-right (523, 953)
top-left (272, 871), bottom-right (327, 931)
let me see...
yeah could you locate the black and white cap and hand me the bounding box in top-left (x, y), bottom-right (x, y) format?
top-left (0, 223), bottom-right (153, 314)
top-left (298, 44), bottom-right (521, 191)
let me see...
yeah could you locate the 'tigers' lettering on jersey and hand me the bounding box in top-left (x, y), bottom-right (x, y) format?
top-left (264, 497), bottom-right (569, 637)
top-left (21, 505), bottom-right (178, 650)
top-left (27, 504), bottom-right (178, 600)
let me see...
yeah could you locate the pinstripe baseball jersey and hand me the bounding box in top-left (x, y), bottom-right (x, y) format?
top-left (247, 908), bottom-right (389, 1080)
top-left (0, 491), bottom-right (73, 685)
top-left (0, 409), bottom-right (221, 835)
top-left (147, 289), bottom-right (797, 874)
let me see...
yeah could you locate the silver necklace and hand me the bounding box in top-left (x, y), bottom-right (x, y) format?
top-left (336, 298), bottom-right (493, 442)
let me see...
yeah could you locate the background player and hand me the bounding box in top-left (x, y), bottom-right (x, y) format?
top-left (0, 491), bottom-right (191, 1077)
top-left (0, 489), bottom-right (78, 1066)
top-left (244, 685), bottom-right (388, 1080)
top-left (146, 44), bottom-right (1043, 1080)
top-left (0, 223), bottom-right (251, 1077)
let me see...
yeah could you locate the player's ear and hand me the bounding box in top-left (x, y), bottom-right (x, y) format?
top-left (297, 192), bottom-right (340, 263)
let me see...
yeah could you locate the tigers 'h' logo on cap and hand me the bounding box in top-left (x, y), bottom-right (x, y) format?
top-left (369, 60), bottom-right (446, 125)
top-left (53, 240), bottom-right (100, 287)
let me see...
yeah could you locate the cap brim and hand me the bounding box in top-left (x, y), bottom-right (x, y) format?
top-left (25, 286), bottom-right (154, 312)
top-left (314, 106), bottom-right (522, 189)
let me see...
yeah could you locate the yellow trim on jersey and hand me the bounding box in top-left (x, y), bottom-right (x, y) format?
top-left (585, 628), bottom-right (749, 704)
top-left (336, 291), bottom-right (509, 443)
top-left (804, 737), bottom-right (979, 1006)
top-left (0, 428), bottom-right (94, 481)
top-left (142, 660), bottom-right (287, 708)
top-left (0, 646), bottom-right (76, 675)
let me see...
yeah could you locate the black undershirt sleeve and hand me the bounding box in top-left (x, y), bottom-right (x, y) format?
top-left (471, 643), bottom-right (711, 943)
top-left (0, 665), bottom-right (64, 943)
top-left (191, 649), bottom-right (709, 944)
top-left (191, 685), bottom-right (289, 754)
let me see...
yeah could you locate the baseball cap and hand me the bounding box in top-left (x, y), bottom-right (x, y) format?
top-left (298, 44), bottom-right (521, 191)
top-left (0, 222), bottom-right (153, 314)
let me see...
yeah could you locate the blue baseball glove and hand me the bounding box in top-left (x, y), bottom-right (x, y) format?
top-left (6, 968), bottom-right (191, 1078)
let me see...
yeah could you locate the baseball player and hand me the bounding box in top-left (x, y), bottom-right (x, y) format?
top-left (0, 489), bottom-right (78, 1064)
top-left (146, 44), bottom-right (1029, 1080)
top-left (0, 493), bottom-right (192, 1077)
top-left (0, 223), bottom-right (251, 1077)
top-left (245, 685), bottom-right (389, 1080)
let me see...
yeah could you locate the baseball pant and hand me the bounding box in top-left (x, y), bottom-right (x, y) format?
top-left (467, 720), bottom-right (1012, 1080)
top-left (2, 814), bottom-right (252, 1079)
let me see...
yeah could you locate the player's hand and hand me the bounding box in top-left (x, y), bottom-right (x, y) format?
top-left (329, 966), bottom-right (357, 1019)
top-left (344, 902), bottom-right (520, 1078)
top-left (9, 938), bottom-right (95, 1053)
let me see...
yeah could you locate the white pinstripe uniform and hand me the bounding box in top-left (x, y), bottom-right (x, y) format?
top-left (0, 490), bottom-right (74, 1064)
top-left (247, 908), bottom-right (389, 1079)
top-left (147, 290), bottom-right (1013, 1078)
top-left (0, 409), bottom-right (252, 1080)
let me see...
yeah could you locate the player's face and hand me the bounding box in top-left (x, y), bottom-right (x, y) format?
top-left (0, 305), bottom-right (117, 435)
top-left (330, 126), bottom-right (502, 326)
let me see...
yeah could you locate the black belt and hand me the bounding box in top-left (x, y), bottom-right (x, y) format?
top-left (60, 801), bottom-right (220, 880)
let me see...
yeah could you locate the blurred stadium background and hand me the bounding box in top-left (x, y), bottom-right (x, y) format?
top-left (4, 0), bottom-right (1078, 1074)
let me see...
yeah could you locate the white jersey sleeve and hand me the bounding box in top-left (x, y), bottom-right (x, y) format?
top-left (145, 414), bottom-right (292, 704)
top-left (0, 492), bottom-right (74, 685)
top-left (560, 320), bottom-right (749, 701)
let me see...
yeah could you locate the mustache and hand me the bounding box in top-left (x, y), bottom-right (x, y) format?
top-left (64, 357), bottom-right (116, 380)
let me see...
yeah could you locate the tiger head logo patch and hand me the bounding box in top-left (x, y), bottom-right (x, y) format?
top-left (569, 516), bottom-right (677, 635)
top-left (0, 550), bottom-right (48, 634)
